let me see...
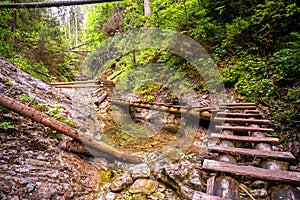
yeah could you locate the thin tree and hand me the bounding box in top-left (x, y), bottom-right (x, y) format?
top-left (144, 0), bottom-right (151, 16)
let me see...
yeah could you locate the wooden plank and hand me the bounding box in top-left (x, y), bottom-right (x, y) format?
top-left (216, 112), bottom-right (262, 118)
top-left (54, 85), bottom-right (100, 88)
top-left (209, 133), bottom-right (279, 144)
top-left (216, 125), bottom-right (274, 132)
top-left (209, 146), bottom-right (295, 160)
top-left (206, 175), bottom-right (216, 195)
top-left (192, 191), bottom-right (226, 200)
top-left (51, 80), bottom-right (98, 85)
top-left (214, 117), bottom-right (271, 125)
top-left (94, 93), bottom-right (108, 107)
top-left (193, 107), bottom-right (216, 112)
top-left (202, 159), bottom-right (300, 183)
top-left (220, 106), bottom-right (257, 110)
top-left (244, 109), bottom-right (261, 113)
top-left (219, 103), bottom-right (257, 106)
top-left (111, 99), bottom-right (214, 118)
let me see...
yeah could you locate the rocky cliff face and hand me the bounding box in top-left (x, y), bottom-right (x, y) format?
top-left (0, 57), bottom-right (104, 199)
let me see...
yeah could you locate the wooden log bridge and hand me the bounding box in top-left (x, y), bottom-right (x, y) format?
top-left (0, 93), bottom-right (142, 164)
top-left (111, 98), bottom-right (214, 120)
top-left (51, 80), bottom-right (100, 88)
top-left (51, 78), bottom-right (114, 88)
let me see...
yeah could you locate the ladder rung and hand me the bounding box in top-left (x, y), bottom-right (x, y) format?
top-left (214, 117), bottom-right (271, 125)
top-left (244, 109), bottom-right (261, 113)
top-left (202, 159), bottom-right (300, 183)
top-left (209, 133), bottom-right (279, 144)
top-left (219, 106), bottom-right (257, 110)
top-left (209, 146), bottom-right (295, 160)
top-left (216, 112), bottom-right (262, 118)
top-left (219, 103), bottom-right (257, 106)
top-left (215, 125), bottom-right (274, 132)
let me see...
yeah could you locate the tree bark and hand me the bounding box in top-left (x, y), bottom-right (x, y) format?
top-left (11, 0), bottom-right (17, 50)
top-left (144, 0), bottom-right (151, 16)
top-left (0, 0), bottom-right (122, 9)
top-left (0, 93), bottom-right (142, 164)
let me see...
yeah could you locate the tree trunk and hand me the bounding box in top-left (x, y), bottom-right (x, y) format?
top-left (144, 0), bottom-right (151, 16)
top-left (10, 0), bottom-right (17, 50)
top-left (0, 0), bottom-right (122, 9)
top-left (0, 93), bottom-right (142, 164)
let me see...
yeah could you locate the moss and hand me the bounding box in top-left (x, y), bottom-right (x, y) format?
top-left (0, 121), bottom-right (16, 131)
top-left (1, 77), bottom-right (14, 87)
top-left (19, 94), bottom-right (32, 102)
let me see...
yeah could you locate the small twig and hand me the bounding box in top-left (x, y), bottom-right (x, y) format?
top-left (239, 184), bottom-right (256, 200)
top-left (27, 96), bottom-right (36, 106)
top-left (3, 87), bottom-right (14, 95)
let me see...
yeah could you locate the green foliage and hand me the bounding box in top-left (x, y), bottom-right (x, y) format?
top-left (0, 121), bottom-right (15, 131)
top-left (1, 78), bottom-right (14, 87)
top-left (13, 56), bottom-right (52, 82)
top-left (221, 31), bottom-right (300, 143)
top-left (46, 104), bottom-right (75, 127)
top-left (144, 95), bottom-right (155, 102)
top-left (0, 7), bottom-right (13, 57)
top-left (83, 1), bottom-right (129, 49)
top-left (19, 94), bottom-right (32, 102)
top-left (0, 1), bottom-right (79, 82)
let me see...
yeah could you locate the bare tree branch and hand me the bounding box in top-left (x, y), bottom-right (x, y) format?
top-left (0, 0), bottom-right (122, 9)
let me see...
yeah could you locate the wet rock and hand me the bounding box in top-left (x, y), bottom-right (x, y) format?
top-left (110, 172), bottom-right (133, 192)
top-left (270, 185), bottom-right (300, 200)
top-left (261, 160), bottom-right (287, 170)
top-left (251, 131), bottom-right (265, 137)
top-left (250, 188), bottom-right (268, 198)
top-left (179, 184), bottom-right (196, 200)
top-left (288, 141), bottom-right (300, 154)
top-left (213, 176), bottom-right (240, 200)
top-left (131, 193), bottom-right (147, 200)
top-left (148, 191), bottom-right (165, 199)
top-left (250, 180), bottom-right (266, 189)
top-left (105, 192), bottom-right (116, 200)
top-left (164, 189), bottom-right (180, 200)
top-left (219, 140), bottom-right (234, 147)
top-left (127, 163), bottom-right (151, 179)
top-left (255, 143), bottom-right (273, 151)
top-left (217, 155), bottom-right (237, 164)
top-left (222, 130), bottom-right (234, 135)
top-left (161, 161), bottom-right (201, 200)
top-left (129, 179), bottom-right (158, 195)
top-left (184, 168), bottom-right (202, 190)
top-left (157, 182), bottom-right (166, 193)
top-left (289, 163), bottom-right (300, 172)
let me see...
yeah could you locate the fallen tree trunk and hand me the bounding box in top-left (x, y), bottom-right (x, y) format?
top-left (0, 0), bottom-right (122, 9)
top-left (0, 93), bottom-right (142, 164)
top-left (59, 140), bottom-right (116, 161)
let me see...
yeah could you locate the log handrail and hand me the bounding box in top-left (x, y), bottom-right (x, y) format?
top-left (0, 0), bottom-right (122, 9)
